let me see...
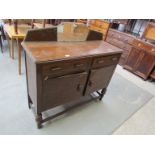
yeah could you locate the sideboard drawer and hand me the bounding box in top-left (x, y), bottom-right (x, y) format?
top-left (42, 58), bottom-right (90, 77)
top-left (92, 54), bottom-right (120, 68)
top-left (106, 37), bottom-right (126, 50)
top-left (132, 39), bottom-right (155, 52)
top-left (107, 30), bottom-right (134, 44)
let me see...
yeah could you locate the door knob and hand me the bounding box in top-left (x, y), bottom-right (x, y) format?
top-left (44, 76), bottom-right (49, 81)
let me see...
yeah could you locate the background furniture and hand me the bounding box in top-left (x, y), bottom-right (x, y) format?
top-left (11, 19), bottom-right (32, 34)
top-left (112, 19), bottom-right (129, 25)
top-left (76, 19), bottom-right (88, 24)
top-left (111, 19), bottom-right (154, 37)
top-left (123, 39), bottom-right (155, 80)
top-left (142, 22), bottom-right (155, 80)
top-left (4, 23), bottom-right (31, 74)
top-left (22, 27), bottom-right (122, 128)
top-left (88, 19), bottom-right (110, 40)
top-left (106, 28), bottom-right (135, 65)
top-left (111, 19), bottom-right (129, 32)
top-left (106, 20), bottom-right (155, 81)
top-left (142, 22), bottom-right (155, 42)
top-left (31, 19), bottom-right (54, 29)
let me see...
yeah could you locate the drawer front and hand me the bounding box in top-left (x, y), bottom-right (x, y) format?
top-left (92, 54), bottom-right (120, 69)
top-left (132, 39), bottom-right (155, 52)
top-left (106, 37), bottom-right (132, 51)
top-left (42, 58), bottom-right (90, 77)
top-left (106, 37), bottom-right (124, 49)
top-left (107, 30), bottom-right (134, 44)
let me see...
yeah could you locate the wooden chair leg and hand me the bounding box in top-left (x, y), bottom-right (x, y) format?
top-left (5, 34), bottom-right (11, 57)
top-left (11, 38), bottom-right (14, 59)
top-left (17, 38), bottom-right (22, 75)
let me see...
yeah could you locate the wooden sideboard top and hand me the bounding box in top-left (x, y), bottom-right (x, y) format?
top-left (22, 41), bottom-right (123, 63)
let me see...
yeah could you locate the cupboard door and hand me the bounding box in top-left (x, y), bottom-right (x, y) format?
top-left (85, 65), bottom-right (116, 95)
top-left (134, 51), bottom-right (155, 80)
top-left (42, 72), bottom-right (88, 111)
top-left (123, 47), bottom-right (142, 71)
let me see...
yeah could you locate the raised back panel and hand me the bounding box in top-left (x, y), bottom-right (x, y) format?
top-left (24, 27), bottom-right (57, 41)
top-left (86, 30), bottom-right (103, 41)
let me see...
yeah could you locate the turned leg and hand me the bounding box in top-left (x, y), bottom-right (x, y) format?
top-left (36, 113), bottom-right (42, 129)
top-left (6, 34), bottom-right (11, 57)
top-left (0, 35), bottom-right (3, 53)
top-left (99, 88), bottom-right (107, 101)
top-left (28, 95), bottom-right (32, 109)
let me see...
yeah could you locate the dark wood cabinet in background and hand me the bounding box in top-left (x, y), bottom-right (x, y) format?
top-left (106, 28), bottom-right (155, 81)
top-left (106, 28), bottom-right (135, 65)
top-left (134, 51), bottom-right (155, 79)
top-left (124, 47), bottom-right (142, 71)
top-left (124, 39), bottom-right (155, 80)
top-left (89, 19), bottom-right (110, 40)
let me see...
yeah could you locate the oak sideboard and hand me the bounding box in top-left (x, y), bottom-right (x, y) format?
top-left (22, 27), bottom-right (122, 128)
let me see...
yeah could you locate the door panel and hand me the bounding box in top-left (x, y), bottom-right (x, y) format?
top-left (124, 47), bottom-right (141, 71)
top-left (42, 72), bottom-right (88, 111)
top-left (85, 65), bottom-right (116, 95)
top-left (134, 51), bottom-right (155, 79)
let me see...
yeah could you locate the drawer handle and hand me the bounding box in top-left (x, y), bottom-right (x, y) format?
top-left (138, 43), bottom-right (141, 47)
top-left (50, 67), bottom-right (62, 71)
top-left (97, 60), bottom-right (105, 64)
top-left (74, 64), bottom-right (84, 68)
top-left (112, 57), bottom-right (118, 61)
top-left (44, 76), bottom-right (49, 81)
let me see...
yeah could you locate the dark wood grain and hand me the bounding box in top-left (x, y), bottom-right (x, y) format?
top-left (124, 39), bottom-right (155, 80)
top-left (22, 41), bottom-right (122, 63)
top-left (106, 28), bottom-right (135, 66)
top-left (22, 29), bottom-right (122, 128)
